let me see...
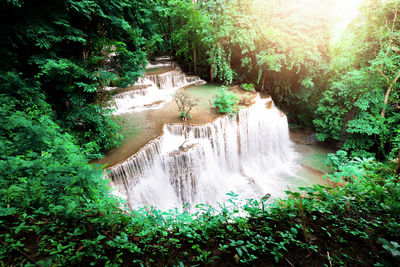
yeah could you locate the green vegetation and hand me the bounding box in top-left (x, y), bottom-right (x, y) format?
top-left (241, 83), bottom-right (256, 92)
top-left (163, 0), bottom-right (399, 157)
top-left (1, 0), bottom-right (400, 266)
top-left (213, 86), bottom-right (240, 115)
top-left (314, 0), bottom-right (400, 158)
top-left (162, 0), bottom-right (330, 124)
top-left (0, 0), bottom-right (163, 159)
top-left (1, 159), bottom-right (399, 265)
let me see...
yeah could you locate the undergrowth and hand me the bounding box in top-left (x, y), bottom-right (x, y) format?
top-left (1, 159), bottom-right (399, 266)
top-left (213, 86), bottom-right (240, 116)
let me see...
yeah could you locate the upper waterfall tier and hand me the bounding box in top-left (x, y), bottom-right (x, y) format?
top-left (109, 60), bottom-right (205, 114)
top-left (106, 95), bottom-right (298, 210)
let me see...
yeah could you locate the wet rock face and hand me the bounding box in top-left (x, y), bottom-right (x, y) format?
top-left (290, 128), bottom-right (319, 145)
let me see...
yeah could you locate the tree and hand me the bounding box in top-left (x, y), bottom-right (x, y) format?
top-left (372, 2), bottom-right (400, 117)
top-left (163, 0), bottom-right (332, 124)
top-left (314, 0), bottom-right (400, 157)
top-left (0, 0), bottom-right (162, 158)
top-left (174, 89), bottom-right (199, 122)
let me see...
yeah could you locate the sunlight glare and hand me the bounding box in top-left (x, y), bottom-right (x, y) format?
top-left (331, 0), bottom-right (364, 39)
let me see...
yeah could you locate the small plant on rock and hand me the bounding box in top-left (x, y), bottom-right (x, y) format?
top-left (174, 89), bottom-right (199, 122)
top-left (213, 86), bottom-right (239, 115)
top-left (241, 83), bottom-right (255, 92)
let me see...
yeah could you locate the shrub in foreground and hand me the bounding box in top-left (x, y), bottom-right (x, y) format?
top-left (1, 158), bottom-right (399, 266)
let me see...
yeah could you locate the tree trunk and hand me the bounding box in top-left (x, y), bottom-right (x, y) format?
top-left (381, 70), bottom-right (400, 117)
top-left (210, 64), bottom-right (214, 82)
top-left (261, 74), bottom-right (266, 94)
top-left (192, 1), bottom-right (197, 74)
top-left (396, 150), bottom-right (400, 173)
top-left (193, 43), bottom-right (197, 74)
top-left (378, 5), bottom-right (399, 117)
top-left (395, 150), bottom-right (400, 184)
top-left (82, 48), bottom-right (86, 64)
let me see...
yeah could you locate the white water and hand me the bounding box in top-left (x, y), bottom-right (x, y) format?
top-left (109, 61), bottom-right (205, 114)
top-left (106, 96), bottom-right (298, 210)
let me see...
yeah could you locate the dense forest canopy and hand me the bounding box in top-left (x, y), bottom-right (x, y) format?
top-left (1, 0), bottom-right (400, 265)
top-left (163, 0), bottom-right (399, 159)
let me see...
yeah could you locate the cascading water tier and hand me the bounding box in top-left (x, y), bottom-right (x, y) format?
top-left (109, 59), bottom-right (205, 114)
top-left (106, 96), bottom-right (298, 211)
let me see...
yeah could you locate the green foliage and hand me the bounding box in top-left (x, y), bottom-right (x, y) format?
top-left (314, 0), bottom-right (400, 157)
top-left (213, 87), bottom-right (239, 115)
top-left (0, 0), bottom-right (163, 158)
top-left (2, 154), bottom-right (400, 266)
top-left (0, 72), bottom-right (110, 211)
top-left (326, 150), bottom-right (349, 172)
top-left (241, 83), bottom-right (255, 92)
top-left (1, 0), bottom-right (400, 266)
top-left (314, 67), bottom-right (386, 156)
top-left (379, 238), bottom-right (400, 262)
top-left (0, 71), bottom-right (126, 265)
top-left (162, 0), bottom-right (330, 124)
top-left (62, 104), bottom-right (123, 159)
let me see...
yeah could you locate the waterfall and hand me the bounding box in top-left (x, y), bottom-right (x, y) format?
top-left (109, 61), bottom-right (205, 114)
top-left (106, 96), bottom-right (297, 210)
top-left (146, 70), bottom-right (187, 89)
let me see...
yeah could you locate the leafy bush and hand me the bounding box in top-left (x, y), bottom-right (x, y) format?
top-left (0, 72), bottom-right (111, 213)
top-left (1, 1), bottom-right (400, 266)
top-left (2, 155), bottom-right (400, 266)
top-left (326, 150), bottom-right (349, 172)
top-left (314, 67), bottom-right (388, 157)
top-left (61, 104), bottom-right (123, 159)
top-left (241, 83), bottom-right (255, 92)
top-left (213, 86), bottom-right (239, 115)
top-left (0, 0), bottom-right (164, 159)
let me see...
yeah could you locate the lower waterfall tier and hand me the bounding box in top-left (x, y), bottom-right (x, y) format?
top-left (106, 96), bottom-right (303, 210)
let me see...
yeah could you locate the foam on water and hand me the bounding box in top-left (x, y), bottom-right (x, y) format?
top-left (106, 96), bottom-right (298, 210)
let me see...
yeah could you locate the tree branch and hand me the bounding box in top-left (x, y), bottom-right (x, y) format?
top-left (377, 5), bottom-right (398, 72)
top-left (391, 5), bottom-right (398, 34)
top-left (396, 150), bottom-right (400, 182)
top-left (377, 66), bottom-right (390, 84)
top-left (381, 70), bottom-right (400, 117)
top-left (1, 241), bottom-right (38, 265)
